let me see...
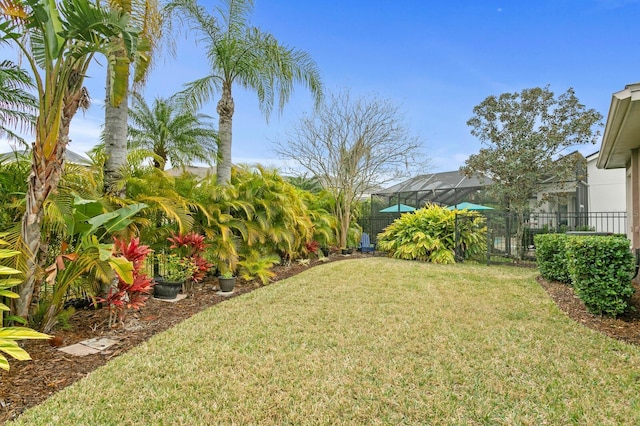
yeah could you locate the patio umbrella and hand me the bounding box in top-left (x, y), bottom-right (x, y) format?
top-left (446, 202), bottom-right (494, 211)
top-left (379, 203), bottom-right (416, 213)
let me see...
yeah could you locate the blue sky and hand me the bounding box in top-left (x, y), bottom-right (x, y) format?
top-left (3, 0), bottom-right (640, 172)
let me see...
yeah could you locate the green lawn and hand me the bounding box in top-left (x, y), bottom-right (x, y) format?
top-left (11, 258), bottom-right (640, 425)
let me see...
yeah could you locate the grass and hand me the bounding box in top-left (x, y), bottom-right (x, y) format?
top-left (11, 258), bottom-right (640, 425)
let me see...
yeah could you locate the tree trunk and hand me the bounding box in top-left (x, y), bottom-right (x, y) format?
top-left (15, 82), bottom-right (86, 319)
top-left (103, 62), bottom-right (129, 198)
top-left (216, 83), bottom-right (234, 186)
top-left (16, 139), bottom-right (66, 318)
top-left (340, 210), bottom-right (350, 248)
top-left (334, 191), bottom-right (351, 248)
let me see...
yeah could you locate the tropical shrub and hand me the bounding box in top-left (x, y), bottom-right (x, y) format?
top-left (38, 196), bottom-right (145, 332)
top-left (167, 232), bottom-right (213, 282)
top-left (565, 236), bottom-right (635, 317)
top-left (99, 237), bottom-right (155, 327)
top-left (377, 204), bottom-right (486, 264)
top-left (0, 235), bottom-right (50, 370)
top-left (237, 248), bottom-right (281, 284)
top-left (534, 233), bottom-right (571, 284)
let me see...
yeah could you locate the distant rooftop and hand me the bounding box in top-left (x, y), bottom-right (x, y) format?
top-left (0, 149), bottom-right (91, 166)
top-left (165, 165), bottom-right (216, 179)
top-left (376, 170), bottom-right (490, 195)
top-left (373, 169), bottom-right (491, 207)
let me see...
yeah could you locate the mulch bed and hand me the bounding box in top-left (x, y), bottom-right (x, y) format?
top-left (537, 276), bottom-right (640, 346)
top-left (1, 256), bottom-right (640, 423)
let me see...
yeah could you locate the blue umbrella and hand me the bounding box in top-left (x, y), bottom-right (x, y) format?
top-left (379, 203), bottom-right (416, 213)
top-left (446, 202), bottom-right (494, 211)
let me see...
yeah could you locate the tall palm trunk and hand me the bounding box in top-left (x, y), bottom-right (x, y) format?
top-left (16, 133), bottom-right (67, 318)
top-left (15, 80), bottom-right (88, 318)
top-left (216, 83), bottom-right (234, 186)
top-left (103, 58), bottom-right (129, 198)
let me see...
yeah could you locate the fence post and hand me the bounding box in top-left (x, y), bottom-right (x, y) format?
top-left (486, 214), bottom-right (492, 265)
top-left (454, 213), bottom-right (462, 262)
top-left (505, 214), bottom-right (511, 257)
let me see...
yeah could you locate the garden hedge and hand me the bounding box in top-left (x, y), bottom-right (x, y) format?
top-left (565, 236), bottom-right (635, 317)
top-left (534, 234), bottom-right (571, 284)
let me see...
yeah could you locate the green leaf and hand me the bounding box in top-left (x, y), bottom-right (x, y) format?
top-left (0, 327), bottom-right (51, 339)
top-left (86, 203), bottom-right (147, 236)
top-left (0, 340), bottom-right (32, 361)
top-left (68, 195), bottom-right (104, 236)
top-left (0, 265), bottom-right (21, 276)
top-left (109, 256), bottom-right (134, 285)
top-left (0, 355), bottom-right (9, 371)
top-left (0, 249), bottom-right (21, 259)
top-left (0, 289), bottom-right (19, 299)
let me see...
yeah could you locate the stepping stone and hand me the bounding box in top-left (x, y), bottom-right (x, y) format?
top-left (59, 343), bottom-right (100, 357)
top-left (58, 338), bottom-right (118, 357)
top-left (81, 337), bottom-right (118, 351)
top-left (153, 294), bottom-right (187, 303)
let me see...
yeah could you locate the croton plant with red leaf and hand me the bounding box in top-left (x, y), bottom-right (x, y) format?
top-left (99, 237), bottom-right (155, 327)
top-left (167, 232), bottom-right (212, 282)
top-left (305, 240), bottom-right (320, 255)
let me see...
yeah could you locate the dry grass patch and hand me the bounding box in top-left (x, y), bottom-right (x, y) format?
top-left (11, 258), bottom-right (640, 425)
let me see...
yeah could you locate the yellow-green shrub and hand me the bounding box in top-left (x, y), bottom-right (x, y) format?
top-left (376, 204), bottom-right (486, 264)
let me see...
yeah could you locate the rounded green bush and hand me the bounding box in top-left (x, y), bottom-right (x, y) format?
top-left (565, 236), bottom-right (635, 317)
top-left (534, 233), bottom-right (571, 284)
top-left (376, 204), bottom-right (486, 264)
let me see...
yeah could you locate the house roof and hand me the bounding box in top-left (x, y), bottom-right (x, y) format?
top-left (597, 82), bottom-right (640, 169)
top-left (0, 149), bottom-right (91, 165)
top-left (373, 169), bottom-right (491, 207)
top-left (375, 170), bottom-right (489, 195)
top-left (165, 165), bottom-right (216, 179)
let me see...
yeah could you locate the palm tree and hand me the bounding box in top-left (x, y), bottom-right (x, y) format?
top-left (128, 92), bottom-right (218, 171)
top-left (166, 0), bottom-right (323, 185)
top-left (0, 60), bottom-right (37, 146)
top-left (0, 0), bottom-right (140, 318)
top-left (103, 0), bottom-right (163, 199)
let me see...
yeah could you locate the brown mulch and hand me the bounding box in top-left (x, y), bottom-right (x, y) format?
top-left (537, 276), bottom-right (640, 346)
top-left (1, 255), bottom-right (640, 423)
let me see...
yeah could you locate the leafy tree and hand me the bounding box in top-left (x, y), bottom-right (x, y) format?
top-left (0, 59), bottom-right (37, 145)
top-left (103, 0), bottom-right (163, 199)
top-left (166, 0), bottom-right (323, 185)
top-left (127, 92), bottom-right (218, 170)
top-left (275, 90), bottom-right (424, 248)
top-left (461, 86), bottom-right (602, 258)
top-left (0, 0), bottom-right (140, 318)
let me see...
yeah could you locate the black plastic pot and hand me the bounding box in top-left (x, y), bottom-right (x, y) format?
top-left (218, 276), bottom-right (236, 292)
top-left (153, 278), bottom-right (183, 300)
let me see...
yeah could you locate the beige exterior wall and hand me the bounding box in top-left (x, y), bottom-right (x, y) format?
top-left (587, 153), bottom-right (626, 212)
top-left (631, 149), bottom-right (640, 249)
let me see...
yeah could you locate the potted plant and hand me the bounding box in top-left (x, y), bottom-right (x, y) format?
top-left (218, 268), bottom-right (236, 293)
top-left (153, 253), bottom-right (196, 300)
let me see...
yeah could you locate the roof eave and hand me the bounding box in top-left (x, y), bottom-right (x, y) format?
top-left (597, 83), bottom-right (640, 170)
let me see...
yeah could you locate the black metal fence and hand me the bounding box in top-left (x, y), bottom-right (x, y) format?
top-left (357, 211), bottom-right (628, 262)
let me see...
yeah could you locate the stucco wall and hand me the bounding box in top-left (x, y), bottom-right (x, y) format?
top-left (587, 153), bottom-right (626, 212)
